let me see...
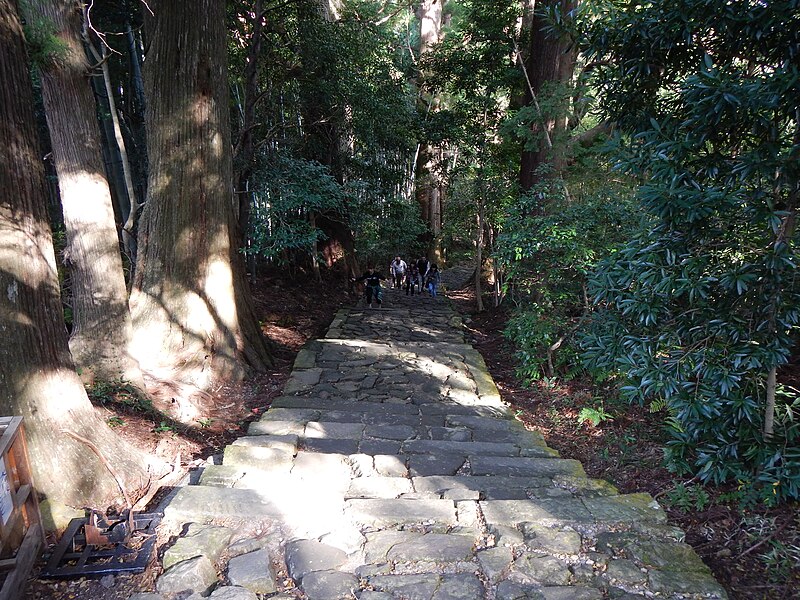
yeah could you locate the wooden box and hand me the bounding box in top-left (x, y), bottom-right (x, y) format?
top-left (0, 417), bottom-right (43, 600)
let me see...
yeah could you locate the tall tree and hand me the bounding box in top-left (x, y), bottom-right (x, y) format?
top-left (24, 0), bottom-right (145, 390)
top-left (414, 0), bottom-right (446, 264)
top-left (518, 0), bottom-right (576, 191)
top-left (130, 0), bottom-right (271, 417)
top-left (0, 0), bottom-right (154, 508)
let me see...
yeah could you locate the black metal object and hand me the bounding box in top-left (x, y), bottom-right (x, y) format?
top-left (40, 512), bottom-right (161, 578)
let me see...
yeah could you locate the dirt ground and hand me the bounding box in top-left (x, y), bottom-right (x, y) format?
top-left (22, 273), bottom-right (798, 599)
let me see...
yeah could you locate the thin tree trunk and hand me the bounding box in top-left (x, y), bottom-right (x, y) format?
top-left (233, 0), bottom-right (264, 245)
top-left (27, 0), bottom-right (145, 390)
top-left (125, 23), bottom-right (148, 210)
top-left (415, 0), bottom-right (446, 264)
top-left (475, 199), bottom-right (485, 312)
top-left (92, 41), bottom-right (141, 264)
top-left (0, 0), bottom-right (155, 509)
top-left (130, 0), bottom-right (271, 419)
top-left (764, 367), bottom-right (776, 438)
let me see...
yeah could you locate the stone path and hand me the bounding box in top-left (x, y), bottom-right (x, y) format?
top-left (142, 284), bottom-right (728, 600)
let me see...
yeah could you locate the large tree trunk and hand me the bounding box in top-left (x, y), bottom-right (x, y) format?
top-left (518, 0), bottom-right (576, 191)
top-left (27, 0), bottom-right (145, 390)
top-left (0, 0), bottom-right (155, 509)
top-left (130, 0), bottom-right (271, 420)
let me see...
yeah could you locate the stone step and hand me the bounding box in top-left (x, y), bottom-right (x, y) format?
top-left (469, 455), bottom-right (586, 478)
top-left (222, 445), bottom-right (294, 473)
top-left (399, 439), bottom-right (521, 457)
top-left (343, 498), bottom-right (459, 529)
top-left (231, 434), bottom-right (298, 454)
top-left (164, 486), bottom-right (348, 539)
top-left (270, 397), bottom-right (419, 415)
top-left (480, 493), bottom-right (667, 528)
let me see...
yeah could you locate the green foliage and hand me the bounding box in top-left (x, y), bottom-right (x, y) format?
top-left (759, 538), bottom-right (800, 583)
top-left (351, 193), bottom-right (427, 265)
top-left (248, 156), bottom-right (344, 263)
top-left (107, 416), bottom-right (126, 428)
top-left (20, 10), bottom-right (68, 68)
top-left (665, 483), bottom-right (711, 513)
top-left (152, 421), bottom-right (176, 434)
top-left (498, 175), bottom-right (638, 382)
top-left (86, 379), bottom-right (142, 406)
top-left (577, 404), bottom-right (614, 428)
top-left (229, 0), bottom-right (418, 270)
top-left (577, 0), bottom-right (800, 501)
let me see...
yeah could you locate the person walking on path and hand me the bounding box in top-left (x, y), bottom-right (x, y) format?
top-left (425, 264), bottom-right (441, 298)
top-left (390, 256), bottom-right (407, 289)
top-left (405, 264), bottom-right (419, 295)
top-left (416, 256), bottom-right (430, 292)
top-left (353, 265), bottom-right (386, 308)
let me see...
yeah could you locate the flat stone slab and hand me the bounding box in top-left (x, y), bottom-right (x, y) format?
top-left (164, 486), bottom-right (346, 539)
top-left (247, 420), bottom-right (306, 436)
top-left (387, 533), bottom-right (476, 563)
top-left (344, 498), bottom-right (457, 528)
top-left (304, 421), bottom-right (365, 439)
top-left (156, 555), bottom-right (217, 597)
top-left (367, 574), bottom-right (441, 599)
top-left (285, 539), bottom-right (347, 581)
top-left (165, 487), bottom-right (282, 522)
top-left (222, 445), bottom-right (294, 472)
top-left (163, 523), bottom-right (233, 569)
top-left (226, 549), bottom-right (277, 594)
top-left (346, 476), bottom-right (414, 499)
top-left (401, 439), bottom-right (520, 456)
top-left (301, 570), bottom-right (359, 599)
top-left (583, 493), bottom-right (666, 524)
top-left (481, 499), bottom-right (594, 527)
top-left (470, 456), bottom-right (585, 478)
top-left (231, 434), bottom-right (298, 454)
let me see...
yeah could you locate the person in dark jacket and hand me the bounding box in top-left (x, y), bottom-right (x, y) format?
top-left (425, 263), bottom-right (441, 298)
top-left (416, 256), bottom-right (430, 291)
top-left (354, 265), bottom-right (386, 308)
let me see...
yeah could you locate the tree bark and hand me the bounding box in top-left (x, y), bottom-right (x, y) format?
top-left (415, 0), bottom-right (445, 264)
top-left (26, 0), bottom-right (145, 390)
top-left (233, 0), bottom-right (264, 247)
top-left (519, 0), bottom-right (576, 191)
top-left (0, 0), bottom-right (155, 508)
top-left (130, 0), bottom-right (271, 419)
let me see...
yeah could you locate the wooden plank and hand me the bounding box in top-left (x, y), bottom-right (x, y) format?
top-left (0, 523), bottom-right (41, 600)
top-left (12, 485), bottom-right (30, 510)
top-left (0, 419), bottom-right (18, 464)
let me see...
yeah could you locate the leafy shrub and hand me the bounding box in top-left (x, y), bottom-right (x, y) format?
top-left (577, 0), bottom-right (800, 501)
top-left (497, 175), bottom-right (637, 383)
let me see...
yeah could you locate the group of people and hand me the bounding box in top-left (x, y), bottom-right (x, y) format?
top-left (354, 256), bottom-right (441, 308)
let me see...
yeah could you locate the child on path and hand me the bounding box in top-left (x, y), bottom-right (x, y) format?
top-left (353, 266), bottom-right (386, 308)
top-left (405, 265), bottom-right (419, 295)
top-left (390, 256), bottom-right (407, 289)
top-left (425, 264), bottom-right (441, 298)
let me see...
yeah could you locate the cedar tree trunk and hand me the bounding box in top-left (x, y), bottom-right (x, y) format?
top-left (27, 0), bottom-right (145, 390)
top-left (130, 0), bottom-right (271, 419)
top-left (0, 0), bottom-right (154, 508)
top-left (519, 0), bottom-right (576, 191)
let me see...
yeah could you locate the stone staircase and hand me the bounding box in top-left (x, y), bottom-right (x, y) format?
top-left (151, 285), bottom-right (728, 600)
